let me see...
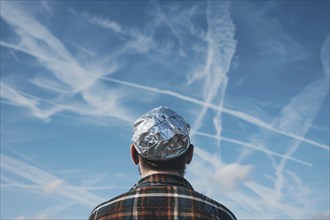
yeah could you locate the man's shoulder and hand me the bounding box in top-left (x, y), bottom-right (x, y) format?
top-left (189, 189), bottom-right (237, 220)
top-left (89, 190), bottom-right (135, 219)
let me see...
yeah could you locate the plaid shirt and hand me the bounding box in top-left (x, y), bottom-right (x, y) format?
top-left (89, 174), bottom-right (236, 220)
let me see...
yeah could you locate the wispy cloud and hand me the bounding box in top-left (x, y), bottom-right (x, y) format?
top-left (1, 154), bottom-right (107, 218)
top-left (86, 15), bottom-right (122, 33)
top-left (0, 1), bottom-right (136, 124)
top-left (2, 1), bottom-right (327, 151)
top-left (269, 33), bottom-right (330, 209)
top-left (0, 82), bottom-right (135, 125)
top-left (64, 38), bottom-right (96, 57)
top-left (0, 82), bottom-right (62, 120)
top-left (232, 1), bottom-right (308, 64)
top-left (321, 35), bottom-right (329, 77)
top-left (0, 3), bottom-right (94, 92)
top-left (76, 10), bottom-right (155, 54)
top-left (150, 1), bottom-right (205, 49)
top-left (188, 2), bottom-right (236, 168)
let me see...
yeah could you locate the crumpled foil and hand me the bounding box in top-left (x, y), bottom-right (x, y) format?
top-left (132, 106), bottom-right (191, 161)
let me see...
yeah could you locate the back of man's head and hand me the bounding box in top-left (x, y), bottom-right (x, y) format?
top-left (131, 106), bottom-right (193, 175)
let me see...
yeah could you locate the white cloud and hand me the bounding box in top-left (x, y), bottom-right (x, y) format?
top-left (124, 30), bottom-right (153, 53)
top-left (43, 179), bottom-right (62, 193)
top-left (86, 15), bottom-right (122, 33)
top-left (213, 163), bottom-right (253, 191)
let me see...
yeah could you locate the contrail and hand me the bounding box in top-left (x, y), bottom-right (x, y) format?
top-left (271, 35), bottom-right (330, 203)
top-left (192, 130), bottom-right (312, 167)
top-left (99, 75), bottom-right (329, 151)
top-left (1, 154), bottom-right (106, 208)
top-left (1, 85), bottom-right (312, 167)
top-left (1, 1), bottom-right (327, 151)
top-left (221, 108), bottom-right (329, 151)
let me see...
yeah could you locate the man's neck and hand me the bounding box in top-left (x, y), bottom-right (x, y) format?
top-left (141, 169), bottom-right (183, 178)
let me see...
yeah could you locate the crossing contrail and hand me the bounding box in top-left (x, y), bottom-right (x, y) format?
top-left (99, 76), bottom-right (330, 151)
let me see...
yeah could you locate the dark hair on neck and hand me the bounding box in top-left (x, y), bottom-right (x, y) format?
top-left (139, 150), bottom-right (188, 176)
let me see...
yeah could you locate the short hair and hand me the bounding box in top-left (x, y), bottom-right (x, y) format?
top-left (139, 149), bottom-right (189, 175)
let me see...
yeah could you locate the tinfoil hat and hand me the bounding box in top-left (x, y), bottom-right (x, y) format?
top-left (132, 106), bottom-right (191, 161)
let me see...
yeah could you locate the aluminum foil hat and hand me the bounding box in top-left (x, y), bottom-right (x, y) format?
top-left (132, 106), bottom-right (191, 161)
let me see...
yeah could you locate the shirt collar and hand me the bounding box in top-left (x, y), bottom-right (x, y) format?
top-left (132, 173), bottom-right (194, 190)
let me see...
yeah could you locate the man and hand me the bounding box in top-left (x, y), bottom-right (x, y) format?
top-left (89, 106), bottom-right (237, 220)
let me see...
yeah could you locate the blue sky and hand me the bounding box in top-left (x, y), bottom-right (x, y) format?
top-left (0, 1), bottom-right (329, 219)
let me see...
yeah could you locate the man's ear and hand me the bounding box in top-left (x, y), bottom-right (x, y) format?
top-left (185, 144), bottom-right (194, 164)
top-left (130, 144), bottom-right (139, 165)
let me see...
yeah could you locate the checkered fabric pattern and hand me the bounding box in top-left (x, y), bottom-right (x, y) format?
top-left (89, 174), bottom-right (236, 220)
